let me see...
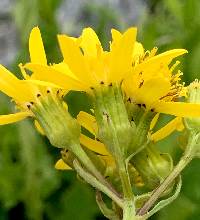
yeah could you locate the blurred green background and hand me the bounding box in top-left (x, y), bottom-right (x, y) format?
top-left (0, 0), bottom-right (200, 219)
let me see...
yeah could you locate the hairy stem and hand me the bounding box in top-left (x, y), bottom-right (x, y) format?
top-left (74, 160), bottom-right (123, 208)
top-left (71, 143), bottom-right (122, 199)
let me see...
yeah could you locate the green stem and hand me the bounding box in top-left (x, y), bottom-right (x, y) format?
top-left (123, 199), bottom-right (137, 220)
top-left (118, 161), bottom-right (133, 200)
top-left (137, 131), bottom-right (197, 216)
top-left (73, 160), bottom-right (123, 208)
top-left (117, 158), bottom-right (136, 220)
top-left (71, 143), bottom-right (122, 200)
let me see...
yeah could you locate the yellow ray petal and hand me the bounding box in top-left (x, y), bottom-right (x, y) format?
top-left (25, 63), bottom-right (86, 91)
top-left (147, 49), bottom-right (187, 64)
top-left (52, 62), bottom-right (78, 79)
top-left (111, 29), bottom-right (122, 42)
top-left (80, 134), bottom-right (109, 155)
top-left (150, 113), bottom-right (160, 130)
top-left (55, 159), bottom-right (72, 170)
top-left (135, 49), bottom-right (187, 75)
top-left (0, 65), bottom-right (35, 101)
top-left (109, 27), bottom-right (137, 82)
top-left (154, 101), bottom-right (200, 117)
top-left (77, 111), bottom-right (97, 135)
top-left (0, 65), bottom-right (20, 98)
top-left (151, 117), bottom-right (183, 142)
top-left (79, 27), bottom-right (102, 57)
top-left (58, 35), bottom-right (94, 85)
top-left (132, 77), bottom-right (171, 108)
top-left (110, 29), bottom-right (122, 50)
top-left (29, 27), bottom-right (47, 64)
top-left (34, 120), bottom-right (45, 135)
top-left (27, 79), bottom-right (63, 89)
top-left (0, 112), bottom-right (30, 125)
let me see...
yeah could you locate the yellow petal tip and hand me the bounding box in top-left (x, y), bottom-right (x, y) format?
top-left (55, 159), bottom-right (72, 170)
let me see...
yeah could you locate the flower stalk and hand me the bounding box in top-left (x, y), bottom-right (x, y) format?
top-left (74, 160), bottom-right (123, 208)
top-left (92, 84), bottom-right (137, 219)
top-left (137, 130), bottom-right (198, 216)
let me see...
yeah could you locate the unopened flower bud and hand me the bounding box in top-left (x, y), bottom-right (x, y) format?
top-left (93, 84), bottom-right (135, 159)
top-left (131, 143), bottom-right (173, 191)
top-left (185, 80), bottom-right (200, 131)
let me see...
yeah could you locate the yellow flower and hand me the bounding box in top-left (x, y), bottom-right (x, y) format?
top-left (0, 27), bottom-right (116, 165)
top-left (25, 27), bottom-right (200, 120)
top-left (0, 27), bottom-right (63, 125)
top-left (123, 42), bottom-right (200, 117)
top-left (25, 27), bottom-right (138, 91)
top-left (111, 29), bottom-right (200, 141)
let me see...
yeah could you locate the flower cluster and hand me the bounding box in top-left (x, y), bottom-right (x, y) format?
top-left (0, 26), bottom-right (200, 220)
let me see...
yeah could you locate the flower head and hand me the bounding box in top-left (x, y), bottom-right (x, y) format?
top-left (24, 27), bottom-right (200, 120)
top-left (25, 27), bottom-right (139, 91)
top-left (122, 41), bottom-right (200, 118)
top-left (0, 27), bottom-right (63, 125)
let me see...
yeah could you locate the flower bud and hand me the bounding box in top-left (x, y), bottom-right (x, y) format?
top-left (32, 92), bottom-right (80, 149)
top-left (131, 143), bottom-right (173, 190)
top-left (93, 84), bottom-right (135, 159)
top-left (185, 80), bottom-right (200, 131)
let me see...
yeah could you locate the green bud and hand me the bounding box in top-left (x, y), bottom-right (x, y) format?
top-left (93, 84), bottom-right (135, 159)
top-left (31, 92), bottom-right (108, 184)
top-left (185, 80), bottom-right (200, 131)
top-left (32, 92), bottom-right (80, 148)
top-left (128, 164), bottom-right (144, 188)
top-left (131, 143), bottom-right (173, 191)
